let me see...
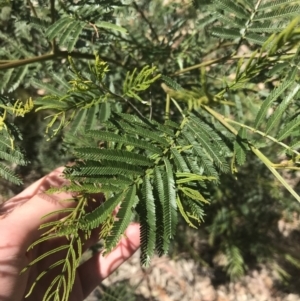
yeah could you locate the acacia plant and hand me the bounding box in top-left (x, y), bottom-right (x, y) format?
top-left (0, 0), bottom-right (300, 300)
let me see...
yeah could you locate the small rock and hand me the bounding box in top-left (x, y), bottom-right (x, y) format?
top-left (201, 285), bottom-right (217, 301)
top-left (285, 293), bottom-right (299, 301)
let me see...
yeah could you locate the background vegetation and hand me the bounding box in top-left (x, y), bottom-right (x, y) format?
top-left (0, 0), bottom-right (300, 300)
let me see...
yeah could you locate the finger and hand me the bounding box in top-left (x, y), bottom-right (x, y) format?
top-left (0, 167), bottom-right (76, 250)
top-left (0, 167), bottom-right (76, 301)
top-left (0, 167), bottom-right (66, 216)
top-left (78, 223), bottom-right (140, 298)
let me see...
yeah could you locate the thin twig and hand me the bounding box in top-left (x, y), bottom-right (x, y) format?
top-left (50, 0), bottom-right (56, 24)
top-left (111, 93), bottom-right (145, 120)
top-left (49, 0), bottom-right (57, 52)
top-left (27, 0), bottom-right (38, 18)
top-left (172, 52), bottom-right (296, 76)
top-left (99, 83), bottom-right (145, 120)
top-left (202, 105), bottom-right (300, 202)
top-left (132, 1), bottom-right (160, 44)
top-left (202, 105), bottom-right (300, 156)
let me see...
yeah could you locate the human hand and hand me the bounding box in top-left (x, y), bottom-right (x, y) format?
top-left (0, 167), bottom-right (140, 301)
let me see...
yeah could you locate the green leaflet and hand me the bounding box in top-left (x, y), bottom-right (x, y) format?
top-left (7, 65), bottom-right (29, 93)
top-left (225, 243), bottom-right (245, 280)
top-left (74, 148), bottom-right (153, 166)
top-left (248, 22), bottom-right (286, 33)
top-left (29, 16), bottom-right (51, 29)
top-left (99, 102), bottom-right (111, 123)
top-left (85, 103), bottom-right (99, 131)
top-left (217, 11), bottom-right (246, 28)
top-left (115, 119), bottom-right (170, 147)
top-left (86, 130), bottom-right (162, 154)
top-left (254, 67), bottom-right (297, 129)
top-left (245, 33), bottom-right (267, 45)
top-left (254, 5), bottom-right (300, 21)
top-left (209, 0), bottom-right (300, 46)
top-left (185, 198), bottom-right (205, 224)
top-left (212, 28), bottom-right (242, 40)
top-left (176, 172), bottom-right (215, 184)
top-left (67, 22), bottom-right (86, 52)
top-left (45, 17), bottom-right (73, 40)
top-left (185, 155), bottom-right (207, 175)
top-left (182, 127), bottom-right (228, 173)
top-left (35, 97), bottom-right (70, 111)
top-left (0, 162), bottom-right (22, 185)
top-left (179, 186), bottom-right (210, 204)
top-left (277, 115), bottom-right (300, 141)
top-left (190, 115), bottom-right (231, 157)
top-left (234, 127), bottom-right (248, 166)
top-left (154, 165), bottom-right (173, 254)
top-left (176, 195), bottom-right (197, 229)
top-left (152, 170), bottom-right (165, 256)
top-left (171, 148), bottom-right (190, 172)
top-left (123, 65), bottom-right (161, 104)
top-left (79, 192), bottom-right (125, 230)
top-left (95, 21), bottom-right (127, 33)
top-left (0, 149), bottom-right (26, 165)
top-left (138, 175), bottom-right (156, 266)
top-left (0, 68), bottom-right (13, 92)
top-left (59, 21), bottom-right (82, 46)
top-left (265, 84), bottom-right (300, 135)
top-left (69, 109), bottom-right (87, 135)
top-left (41, 237), bottom-right (81, 301)
top-left (110, 112), bottom-right (174, 138)
top-left (45, 17), bottom-right (86, 52)
top-left (31, 81), bottom-right (65, 97)
top-left (71, 175), bottom-right (133, 187)
top-left (163, 158), bottom-right (178, 239)
top-left (213, 0), bottom-right (249, 19)
top-left (105, 185), bottom-right (138, 252)
top-left (0, 132), bottom-right (27, 165)
top-left (257, 0), bottom-right (299, 11)
top-left (161, 75), bottom-right (183, 91)
top-left (268, 62), bottom-right (290, 77)
top-left (68, 160), bottom-right (144, 177)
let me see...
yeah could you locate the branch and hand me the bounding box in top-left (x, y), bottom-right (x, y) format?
top-left (173, 53), bottom-right (296, 76)
top-left (0, 53), bottom-right (56, 70)
top-left (50, 0), bottom-right (57, 53)
top-left (0, 51), bottom-right (124, 70)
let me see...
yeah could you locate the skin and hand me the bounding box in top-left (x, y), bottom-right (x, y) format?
top-left (0, 167), bottom-right (140, 301)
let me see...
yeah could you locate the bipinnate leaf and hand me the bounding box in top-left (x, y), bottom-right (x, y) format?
top-left (265, 83), bottom-right (300, 134)
top-left (79, 192), bottom-right (125, 230)
top-left (105, 185), bottom-right (138, 252)
top-left (254, 67), bottom-right (297, 129)
top-left (138, 175), bottom-right (156, 266)
top-left (277, 115), bottom-right (300, 141)
top-left (234, 127), bottom-right (248, 166)
top-left (163, 158), bottom-right (178, 240)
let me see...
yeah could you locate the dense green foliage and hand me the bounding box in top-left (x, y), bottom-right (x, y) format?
top-left (1, 0), bottom-right (300, 300)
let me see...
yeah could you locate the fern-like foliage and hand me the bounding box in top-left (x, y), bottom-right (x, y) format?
top-left (61, 111), bottom-right (225, 265)
top-left (1, 0), bottom-right (300, 298)
top-left (205, 0), bottom-right (300, 45)
top-left (0, 95), bottom-right (31, 184)
top-left (123, 65), bottom-right (161, 104)
top-left (34, 57), bottom-right (161, 138)
top-left (21, 195), bottom-right (88, 301)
